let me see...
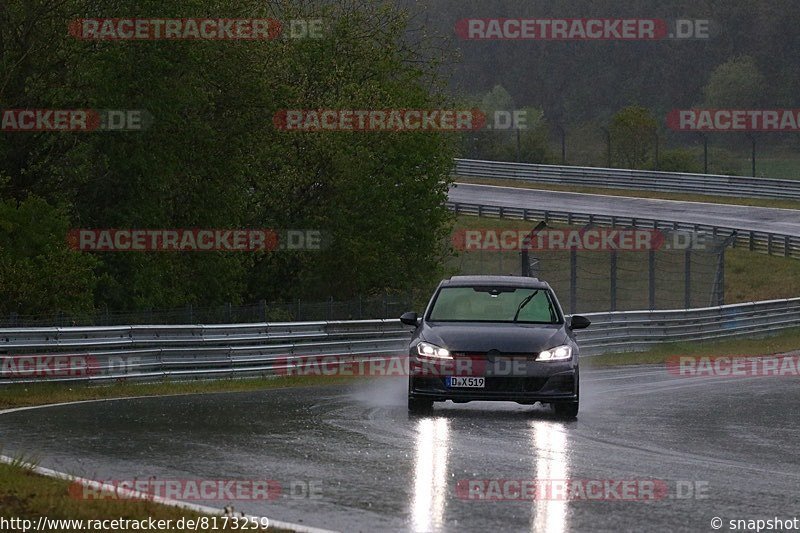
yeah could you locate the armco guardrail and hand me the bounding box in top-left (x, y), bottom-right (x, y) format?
top-left (447, 201), bottom-right (800, 259)
top-left (0, 320), bottom-right (410, 384)
top-left (1, 298), bottom-right (799, 383)
top-left (577, 297), bottom-right (800, 356)
top-left (453, 159), bottom-right (800, 201)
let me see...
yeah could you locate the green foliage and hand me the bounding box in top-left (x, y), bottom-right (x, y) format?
top-left (465, 85), bottom-right (551, 163)
top-left (703, 56), bottom-right (767, 107)
top-left (609, 106), bottom-right (658, 169)
top-left (0, 197), bottom-right (98, 316)
top-left (658, 148), bottom-right (704, 173)
top-left (0, 0), bottom-right (459, 315)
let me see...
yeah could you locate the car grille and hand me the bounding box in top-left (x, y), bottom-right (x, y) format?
top-left (415, 376), bottom-right (550, 393)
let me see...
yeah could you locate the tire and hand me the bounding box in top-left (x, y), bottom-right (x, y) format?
top-left (408, 396), bottom-right (433, 414)
top-left (554, 401), bottom-right (579, 419)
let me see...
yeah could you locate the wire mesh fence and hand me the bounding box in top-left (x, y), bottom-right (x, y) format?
top-left (0, 293), bottom-right (415, 328)
top-left (447, 228), bottom-right (731, 314)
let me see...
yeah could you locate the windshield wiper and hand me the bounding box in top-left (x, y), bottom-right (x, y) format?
top-left (513, 290), bottom-right (538, 322)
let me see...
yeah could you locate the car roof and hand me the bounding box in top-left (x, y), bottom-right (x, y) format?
top-left (441, 275), bottom-right (551, 290)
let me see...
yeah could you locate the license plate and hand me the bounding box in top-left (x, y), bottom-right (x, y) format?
top-left (446, 376), bottom-right (485, 388)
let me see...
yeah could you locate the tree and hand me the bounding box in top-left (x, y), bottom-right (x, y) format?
top-left (703, 56), bottom-right (767, 108)
top-left (0, 0), bottom-right (460, 315)
top-left (465, 85), bottom-right (551, 163)
top-left (609, 106), bottom-right (658, 169)
top-left (0, 197), bottom-right (98, 317)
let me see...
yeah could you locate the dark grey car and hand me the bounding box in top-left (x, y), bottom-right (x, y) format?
top-left (401, 275), bottom-right (590, 418)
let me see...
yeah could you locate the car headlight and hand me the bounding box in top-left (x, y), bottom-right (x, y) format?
top-left (416, 341), bottom-right (452, 359)
top-left (536, 345), bottom-right (572, 361)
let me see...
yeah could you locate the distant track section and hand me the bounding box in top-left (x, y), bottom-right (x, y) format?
top-left (454, 158), bottom-right (800, 200)
top-left (448, 183), bottom-right (800, 258)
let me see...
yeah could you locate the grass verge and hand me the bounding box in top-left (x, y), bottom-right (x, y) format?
top-left (0, 374), bottom-right (360, 411)
top-left (0, 460), bottom-right (293, 532)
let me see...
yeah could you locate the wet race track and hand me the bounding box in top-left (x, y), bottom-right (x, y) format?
top-left (449, 183), bottom-right (800, 237)
top-left (2, 365), bottom-right (799, 532)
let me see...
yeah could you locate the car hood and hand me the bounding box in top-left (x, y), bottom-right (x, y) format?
top-left (419, 322), bottom-right (568, 354)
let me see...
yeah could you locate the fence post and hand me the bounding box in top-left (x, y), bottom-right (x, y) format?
top-left (684, 249), bottom-right (692, 308)
top-left (570, 249), bottom-right (577, 314)
top-left (648, 250), bottom-right (656, 310)
top-left (711, 232), bottom-right (737, 306)
top-left (259, 300), bottom-right (266, 322)
top-left (717, 248), bottom-right (726, 306)
top-left (609, 250), bottom-right (617, 312)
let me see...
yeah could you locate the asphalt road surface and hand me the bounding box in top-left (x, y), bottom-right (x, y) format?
top-left (449, 183), bottom-right (800, 237)
top-left (2, 366), bottom-right (799, 532)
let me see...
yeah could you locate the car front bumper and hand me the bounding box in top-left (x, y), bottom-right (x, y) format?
top-left (408, 362), bottom-right (578, 404)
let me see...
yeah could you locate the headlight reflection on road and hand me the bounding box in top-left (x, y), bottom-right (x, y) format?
top-left (411, 417), bottom-right (451, 532)
top-left (531, 421), bottom-right (571, 533)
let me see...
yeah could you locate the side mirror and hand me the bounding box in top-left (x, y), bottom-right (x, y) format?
top-left (569, 315), bottom-right (591, 330)
top-left (400, 311), bottom-right (419, 327)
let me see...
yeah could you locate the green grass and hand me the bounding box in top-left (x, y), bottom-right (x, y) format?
top-left (0, 460), bottom-right (292, 532)
top-left (746, 157), bottom-right (800, 180)
top-left (0, 374), bottom-right (360, 411)
top-left (583, 327), bottom-right (800, 367)
top-left (454, 177), bottom-right (800, 210)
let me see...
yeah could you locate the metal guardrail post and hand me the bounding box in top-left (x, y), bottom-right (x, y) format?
top-left (610, 250), bottom-right (618, 312)
top-left (570, 249), bottom-right (577, 314)
top-left (648, 250), bottom-right (656, 310)
top-left (684, 249), bottom-right (692, 308)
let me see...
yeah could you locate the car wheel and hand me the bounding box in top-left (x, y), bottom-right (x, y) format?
top-left (554, 401), bottom-right (579, 419)
top-left (408, 396), bottom-right (433, 414)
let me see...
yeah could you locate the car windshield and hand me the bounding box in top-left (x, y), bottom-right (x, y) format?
top-left (427, 286), bottom-right (561, 323)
